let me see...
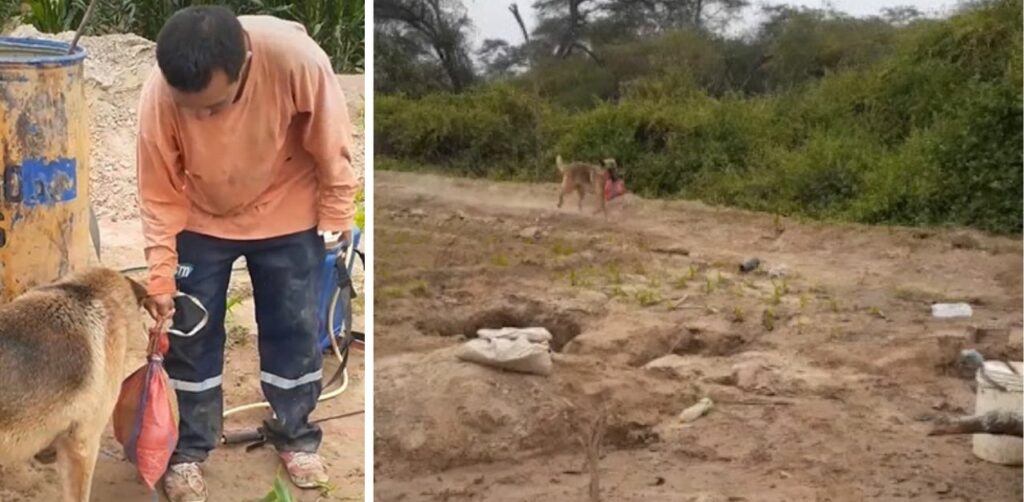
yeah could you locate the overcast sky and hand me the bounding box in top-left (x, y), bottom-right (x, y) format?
top-left (464, 0), bottom-right (961, 50)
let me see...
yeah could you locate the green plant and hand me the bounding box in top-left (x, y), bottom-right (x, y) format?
top-left (354, 189), bottom-right (365, 230)
top-left (568, 269), bottom-right (589, 287)
top-left (551, 240), bottom-right (575, 256)
top-left (606, 263), bottom-right (623, 284)
top-left (703, 273), bottom-right (718, 294)
top-left (770, 279), bottom-right (789, 305)
top-left (226, 295), bottom-right (244, 319)
top-left (22, 0), bottom-right (80, 32)
top-left (687, 265), bottom-right (699, 280)
top-left (731, 306), bottom-right (745, 323)
top-left (256, 476), bottom-right (295, 502)
top-left (635, 289), bottom-right (662, 307)
top-left (762, 308), bottom-right (776, 331)
top-left (492, 254), bottom-right (510, 267)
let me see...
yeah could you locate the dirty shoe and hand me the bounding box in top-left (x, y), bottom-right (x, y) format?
top-left (279, 451), bottom-right (329, 488)
top-left (162, 462), bottom-right (208, 502)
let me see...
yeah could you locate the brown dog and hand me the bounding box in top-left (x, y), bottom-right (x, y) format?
top-left (0, 268), bottom-right (147, 502)
top-left (556, 155), bottom-right (618, 217)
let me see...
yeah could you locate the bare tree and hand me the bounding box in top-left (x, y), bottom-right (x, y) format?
top-left (509, 3), bottom-right (531, 42)
top-left (376, 0), bottom-right (476, 92)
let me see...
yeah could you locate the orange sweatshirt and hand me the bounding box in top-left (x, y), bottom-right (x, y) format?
top-left (137, 15), bottom-right (359, 296)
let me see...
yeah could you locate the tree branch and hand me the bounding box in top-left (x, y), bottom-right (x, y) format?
top-left (509, 3), bottom-right (530, 43)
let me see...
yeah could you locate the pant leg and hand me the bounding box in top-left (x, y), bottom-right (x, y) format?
top-left (244, 228), bottom-right (326, 453)
top-left (165, 231), bottom-right (239, 464)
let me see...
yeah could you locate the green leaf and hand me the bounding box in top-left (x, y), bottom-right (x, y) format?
top-left (272, 477), bottom-right (295, 502)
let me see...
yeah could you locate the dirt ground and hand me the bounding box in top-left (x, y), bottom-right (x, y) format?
top-left (0, 27), bottom-right (366, 500)
top-left (373, 170), bottom-right (1023, 501)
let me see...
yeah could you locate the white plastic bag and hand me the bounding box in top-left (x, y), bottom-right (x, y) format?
top-left (457, 327), bottom-right (553, 375)
top-left (932, 303), bottom-right (973, 319)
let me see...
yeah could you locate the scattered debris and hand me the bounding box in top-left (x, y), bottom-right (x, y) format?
top-left (950, 233), bottom-right (981, 250)
top-left (456, 327), bottom-right (554, 375)
top-left (931, 303), bottom-right (972, 319)
top-left (671, 294), bottom-right (691, 309)
top-left (678, 397), bottom-right (714, 423)
top-left (958, 349), bottom-right (1010, 391)
top-left (577, 408), bottom-right (608, 502)
top-left (928, 410), bottom-right (1023, 437)
top-left (519, 226), bottom-right (544, 239)
top-left (767, 265), bottom-right (789, 279)
top-left (652, 245), bottom-right (690, 256)
top-left (934, 482), bottom-right (952, 494)
top-left (731, 361), bottom-right (769, 391)
top-left (739, 257), bottom-right (760, 273)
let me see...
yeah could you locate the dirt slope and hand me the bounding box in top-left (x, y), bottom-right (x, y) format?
top-left (374, 170), bottom-right (1022, 501)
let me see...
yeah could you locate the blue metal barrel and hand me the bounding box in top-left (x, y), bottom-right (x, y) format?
top-left (0, 37), bottom-right (90, 302)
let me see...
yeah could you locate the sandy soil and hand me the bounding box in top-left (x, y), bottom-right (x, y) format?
top-left (373, 170), bottom-right (1023, 501)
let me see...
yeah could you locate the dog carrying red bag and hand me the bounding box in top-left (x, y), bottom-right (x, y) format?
top-left (113, 321), bottom-right (179, 490)
top-left (604, 176), bottom-right (626, 201)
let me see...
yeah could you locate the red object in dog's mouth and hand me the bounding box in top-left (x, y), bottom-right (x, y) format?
top-left (604, 178), bottom-right (626, 201)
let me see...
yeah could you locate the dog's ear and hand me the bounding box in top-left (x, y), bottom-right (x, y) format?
top-left (126, 276), bottom-right (148, 305)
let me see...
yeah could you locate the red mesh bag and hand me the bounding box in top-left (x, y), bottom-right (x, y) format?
top-left (604, 177), bottom-right (626, 201)
top-left (113, 323), bottom-right (179, 490)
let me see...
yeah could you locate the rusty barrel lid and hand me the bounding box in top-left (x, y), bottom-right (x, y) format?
top-left (0, 37), bottom-right (86, 68)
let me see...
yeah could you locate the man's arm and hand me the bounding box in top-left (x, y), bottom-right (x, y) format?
top-left (137, 84), bottom-right (188, 299)
top-left (293, 49), bottom-right (360, 234)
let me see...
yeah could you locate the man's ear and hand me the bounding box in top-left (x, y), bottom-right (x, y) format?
top-left (126, 276), bottom-right (148, 305)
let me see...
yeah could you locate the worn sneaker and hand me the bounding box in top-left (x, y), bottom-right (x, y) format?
top-left (279, 451), bottom-right (329, 488)
top-left (162, 462), bottom-right (208, 502)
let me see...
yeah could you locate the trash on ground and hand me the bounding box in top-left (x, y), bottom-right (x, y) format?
top-left (678, 397), bottom-right (714, 423)
top-left (932, 303), bottom-right (973, 319)
top-left (739, 258), bottom-right (760, 273)
top-left (457, 327), bottom-right (553, 375)
top-left (768, 265), bottom-right (789, 279)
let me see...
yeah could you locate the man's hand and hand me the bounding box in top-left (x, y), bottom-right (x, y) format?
top-left (144, 293), bottom-right (176, 323)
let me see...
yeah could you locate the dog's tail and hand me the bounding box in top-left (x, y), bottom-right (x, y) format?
top-left (556, 154), bottom-right (566, 173)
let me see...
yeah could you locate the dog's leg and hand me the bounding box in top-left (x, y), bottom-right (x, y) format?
top-left (577, 187), bottom-right (585, 212)
top-left (557, 188), bottom-right (565, 209)
top-left (56, 430), bottom-right (101, 502)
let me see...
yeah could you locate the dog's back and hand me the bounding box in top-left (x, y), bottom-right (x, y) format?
top-left (556, 154), bottom-right (601, 188)
top-left (0, 268), bottom-right (145, 462)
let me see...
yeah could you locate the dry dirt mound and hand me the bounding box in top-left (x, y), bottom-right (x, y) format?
top-left (374, 345), bottom-right (687, 477)
top-left (10, 25), bottom-right (365, 222)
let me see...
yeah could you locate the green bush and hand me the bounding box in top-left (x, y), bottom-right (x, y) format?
top-left (376, 85), bottom-right (546, 178)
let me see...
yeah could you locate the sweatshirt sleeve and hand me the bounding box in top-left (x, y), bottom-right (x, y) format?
top-left (137, 78), bottom-right (188, 296)
top-left (292, 48), bottom-right (359, 232)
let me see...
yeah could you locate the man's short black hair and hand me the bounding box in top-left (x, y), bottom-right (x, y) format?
top-left (156, 6), bottom-right (246, 93)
